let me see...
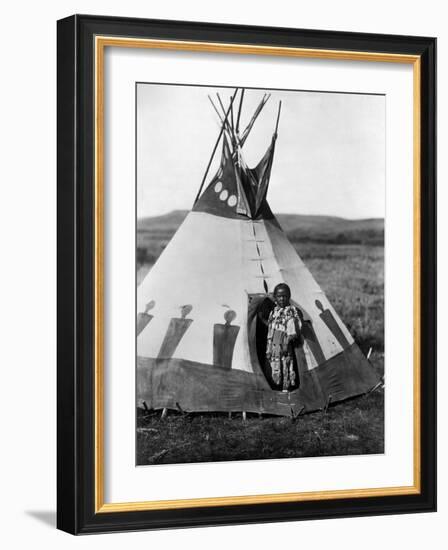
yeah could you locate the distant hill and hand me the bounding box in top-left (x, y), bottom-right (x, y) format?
top-left (138, 210), bottom-right (384, 247)
top-left (284, 216), bottom-right (384, 246)
top-left (138, 210), bottom-right (188, 233)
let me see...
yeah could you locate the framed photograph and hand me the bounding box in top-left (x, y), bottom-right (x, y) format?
top-left (57, 14), bottom-right (436, 534)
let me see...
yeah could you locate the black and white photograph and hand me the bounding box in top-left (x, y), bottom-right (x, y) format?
top-left (136, 83), bottom-right (385, 466)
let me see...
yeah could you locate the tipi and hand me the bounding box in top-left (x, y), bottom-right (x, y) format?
top-left (137, 89), bottom-right (379, 416)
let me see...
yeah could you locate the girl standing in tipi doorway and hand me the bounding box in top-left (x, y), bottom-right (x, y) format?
top-left (266, 283), bottom-right (302, 392)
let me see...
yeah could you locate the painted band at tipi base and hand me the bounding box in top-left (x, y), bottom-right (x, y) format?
top-left (137, 88), bottom-right (380, 417)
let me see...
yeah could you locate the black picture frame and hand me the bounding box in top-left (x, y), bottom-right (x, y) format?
top-left (57, 14), bottom-right (436, 534)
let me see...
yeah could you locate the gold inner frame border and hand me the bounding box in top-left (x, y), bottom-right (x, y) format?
top-left (94, 35), bottom-right (421, 513)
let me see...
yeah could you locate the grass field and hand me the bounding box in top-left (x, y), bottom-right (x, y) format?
top-left (136, 232), bottom-right (384, 466)
top-left (137, 384), bottom-right (383, 465)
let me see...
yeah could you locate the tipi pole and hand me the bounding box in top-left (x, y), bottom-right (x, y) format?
top-left (208, 95), bottom-right (233, 144)
top-left (216, 93), bottom-right (227, 120)
top-left (216, 93), bottom-right (234, 137)
top-left (275, 100), bottom-right (282, 135)
top-left (240, 93), bottom-right (270, 145)
top-left (208, 95), bottom-right (224, 124)
top-left (236, 88), bottom-right (245, 134)
top-left (209, 94), bottom-right (232, 136)
top-left (193, 89), bottom-right (238, 205)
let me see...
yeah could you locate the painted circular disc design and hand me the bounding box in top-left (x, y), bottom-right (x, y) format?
top-left (219, 190), bottom-right (229, 201)
top-left (214, 181), bottom-right (223, 193)
top-left (227, 195), bottom-right (237, 207)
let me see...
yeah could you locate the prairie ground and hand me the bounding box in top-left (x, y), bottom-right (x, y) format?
top-left (136, 242), bottom-right (384, 465)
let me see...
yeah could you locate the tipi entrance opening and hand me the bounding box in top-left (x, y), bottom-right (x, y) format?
top-left (248, 293), bottom-right (301, 392)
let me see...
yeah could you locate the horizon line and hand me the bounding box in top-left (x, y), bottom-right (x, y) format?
top-left (137, 209), bottom-right (385, 222)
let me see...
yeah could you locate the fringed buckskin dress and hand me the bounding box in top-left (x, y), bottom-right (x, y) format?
top-left (266, 305), bottom-right (301, 391)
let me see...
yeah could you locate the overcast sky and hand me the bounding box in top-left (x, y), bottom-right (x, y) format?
top-left (137, 83), bottom-right (385, 220)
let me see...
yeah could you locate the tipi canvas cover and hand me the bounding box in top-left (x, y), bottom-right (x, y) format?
top-left (137, 90), bottom-right (379, 416)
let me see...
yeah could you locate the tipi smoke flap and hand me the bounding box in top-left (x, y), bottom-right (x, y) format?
top-left (137, 88), bottom-right (379, 416)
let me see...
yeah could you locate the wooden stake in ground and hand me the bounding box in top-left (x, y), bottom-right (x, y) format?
top-left (323, 395), bottom-right (332, 414)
